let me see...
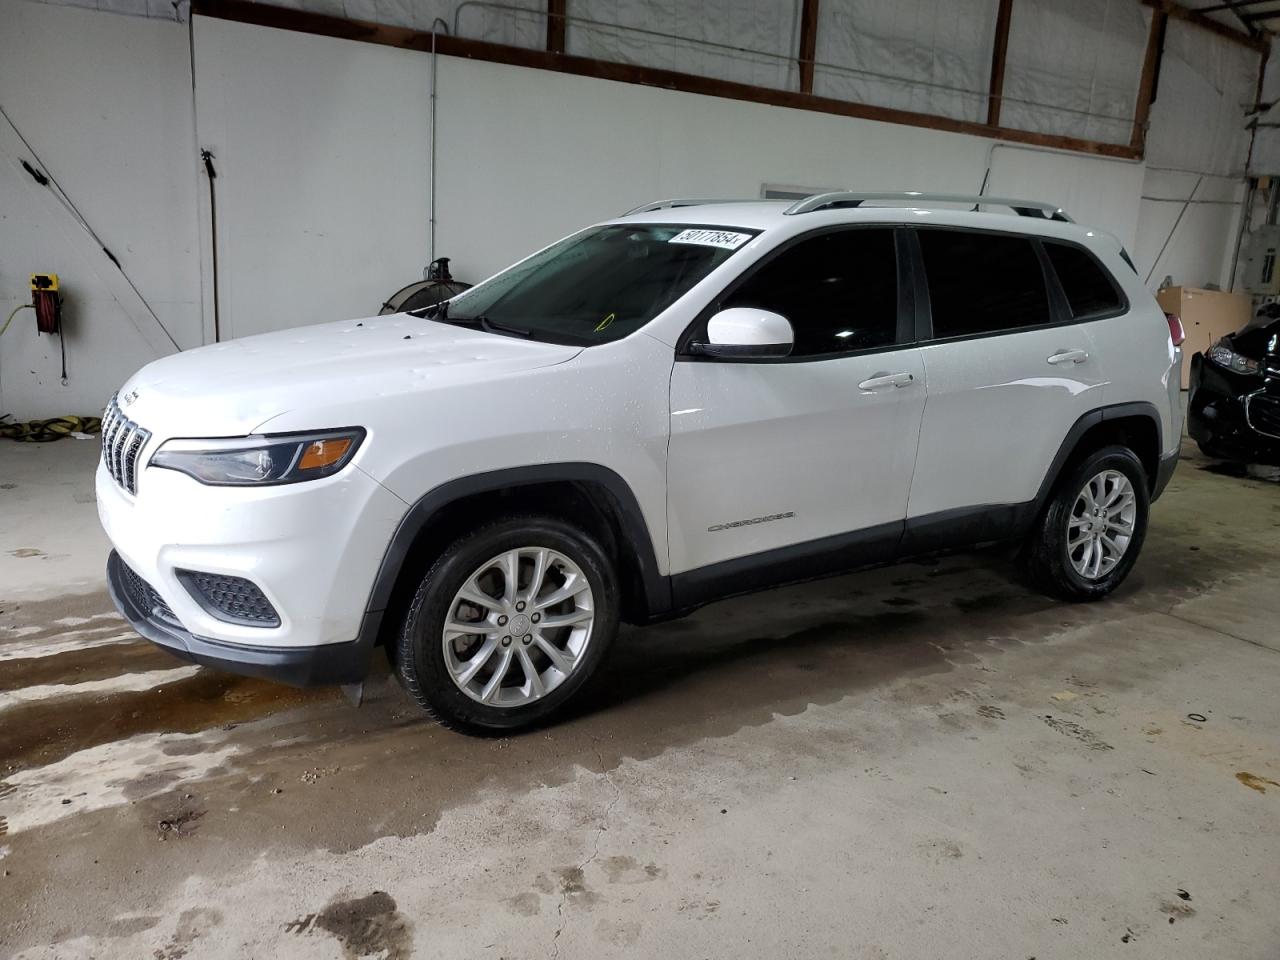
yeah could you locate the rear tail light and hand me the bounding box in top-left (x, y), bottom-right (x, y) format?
top-left (1165, 312), bottom-right (1185, 347)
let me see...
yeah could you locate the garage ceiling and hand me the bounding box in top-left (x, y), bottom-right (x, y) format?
top-left (1189, 0), bottom-right (1280, 36)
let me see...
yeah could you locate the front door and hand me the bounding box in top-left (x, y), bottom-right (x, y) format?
top-left (666, 227), bottom-right (926, 580)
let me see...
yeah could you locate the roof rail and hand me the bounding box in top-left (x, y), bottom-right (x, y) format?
top-left (783, 191), bottom-right (1072, 222)
top-left (622, 198), bottom-right (756, 216)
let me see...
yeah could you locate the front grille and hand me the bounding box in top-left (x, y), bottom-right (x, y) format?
top-left (1246, 393), bottom-right (1280, 439)
top-left (101, 394), bottom-right (151, 494)
top-left (178, 570), bottom-right (281, 627)
top-left (120, 561), bottom-right (180, 625)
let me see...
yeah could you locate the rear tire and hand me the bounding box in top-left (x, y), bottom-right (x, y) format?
top-left (396, 514), bottom-right (619, 735)
top-left (1024, 445), bottom-right (1150, 602)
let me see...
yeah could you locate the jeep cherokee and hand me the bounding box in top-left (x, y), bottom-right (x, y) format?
top-left (98, 192), bottom-right (1183, 733)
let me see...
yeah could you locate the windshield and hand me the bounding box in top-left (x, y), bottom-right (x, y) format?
top-left (435, 224), bottom-right (759, 345)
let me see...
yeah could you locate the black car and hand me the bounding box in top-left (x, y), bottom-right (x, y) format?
top-left (1188, 306), bottom-right (1280, 465)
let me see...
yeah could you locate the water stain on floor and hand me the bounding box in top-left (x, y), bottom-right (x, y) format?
top-left (503, 891), bottom-right (542, 916)
top-left (285, 891), bottom-right (413, 960)
top-left (601, 855), bottom-right (664, 884)
top-left (154, 907), bottom-right (222, 960)
top-left (953, 592), bottom-right (1017, 613)
top-left (0, 640), bottom-right (172, 692)
top-left (0, 668), bottom-right (336, 772)
top-left (156, 805), bottom-right (206, 841)
top-left (106, 915), bottom-right (160, 937)
top-left (1235, 771), bottom-right (1280, 794)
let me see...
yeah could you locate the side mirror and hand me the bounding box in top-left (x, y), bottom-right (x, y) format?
top-left (692, 308), bottom-right (794, 359)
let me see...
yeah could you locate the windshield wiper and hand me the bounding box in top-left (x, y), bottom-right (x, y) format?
top-left (419, 304), bottom-right (533, 339)
top-left (478, 316), bottom-right (532, 338)
top-left (410, 299), bottom-right (451, 320)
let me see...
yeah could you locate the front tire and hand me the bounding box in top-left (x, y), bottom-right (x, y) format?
top-left (396, 515), bottom-right (619, 734)
top-left (1025, 445), bottom-right (1150, 601)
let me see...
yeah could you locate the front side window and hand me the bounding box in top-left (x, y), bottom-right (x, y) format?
top-left (718, 228), bottom-right (899, 357)
top-left (436, 224), bottom-right (758, 345)
top-left (918, 229), bottom-right (1050, 338)
top-left (1044, 242), bottom-right (1124, 319)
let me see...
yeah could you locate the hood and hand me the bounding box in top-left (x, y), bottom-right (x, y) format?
top-left (1228, 313), bottom-right (1280, 360)
top-left (118, 314), bottom-right (582, 438)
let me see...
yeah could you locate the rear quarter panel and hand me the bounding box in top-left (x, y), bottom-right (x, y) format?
top-left (1091, 247), bottom-right (1182, 457)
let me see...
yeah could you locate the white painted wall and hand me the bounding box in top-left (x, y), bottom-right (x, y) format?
top-left (981, 143), bottom-right (1144, 250)
top-left (0, 0), bottom-right (1251, 419)
top-left (193, 15), bottom-right (1149, 343)
top-left (0, 0), bottom-right (200, 421)
top-left (190, 17), bottom-right (433, 338)
top-left (1133, 168), bottom-right (1245, 290)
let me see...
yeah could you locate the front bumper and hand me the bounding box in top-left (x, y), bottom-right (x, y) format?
top-left (97, 441), bottom-right (408, 684)
top-left (107, 550), bottom-right (378, 685)
top-left (1188, 353), bottom-right (1280, 466)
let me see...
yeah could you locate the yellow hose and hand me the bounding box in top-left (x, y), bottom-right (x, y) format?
top-left (1, 303), bottom-right (33, 338)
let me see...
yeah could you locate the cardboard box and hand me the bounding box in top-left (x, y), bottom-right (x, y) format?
top-left (1156, 286), bottom-right (1253, 389)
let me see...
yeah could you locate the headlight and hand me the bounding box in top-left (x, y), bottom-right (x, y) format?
top-left (150, 428), bottom-right (365, 486)
top-left (1207, 341), bottom-right (1260, 376)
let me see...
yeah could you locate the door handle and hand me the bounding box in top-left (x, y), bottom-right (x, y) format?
top-left (1047, 349), bottom-right (1089, 365)
top-left (858, 372), bottom-right (915, 391)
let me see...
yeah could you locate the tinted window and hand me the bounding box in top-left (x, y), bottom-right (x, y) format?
top-left (441, 224), bottom-right (757, 345)
top-left (720, 229), bottom-right (898, 356)
top-left (1044, 242), bottom-right (1124, 319)
top-left (918, 230), bottom-right (1050, 338)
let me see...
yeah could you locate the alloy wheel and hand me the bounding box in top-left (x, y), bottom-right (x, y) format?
top-left (442, 547), bottom-right (595, 706)
top-left (1067, 469), bottom-right (1136, 580)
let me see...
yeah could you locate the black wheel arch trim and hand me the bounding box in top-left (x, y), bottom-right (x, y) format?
top-left (363, 463), bottom-right (672, 624)
top-left (1032, 401), bottom-right (1167, 510)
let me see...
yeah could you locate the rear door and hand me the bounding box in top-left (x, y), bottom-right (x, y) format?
top-left (666, 227), bottom-right (926, 576)
top-left (904, 228), bottom-right (1112, 538)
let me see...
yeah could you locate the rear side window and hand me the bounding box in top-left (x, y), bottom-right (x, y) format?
top-left (720, 228), bottom-right (898, 357)
top-left (1044, 242), bottom-right (1124, 319)
top-left (918, 230), bottom-right (1050, 338)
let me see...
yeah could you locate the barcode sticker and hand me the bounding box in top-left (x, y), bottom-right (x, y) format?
top-left (669, 229), bottom-right (753, 250)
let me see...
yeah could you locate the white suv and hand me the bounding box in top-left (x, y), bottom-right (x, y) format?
top-left (98, 192), bottom-right (1183, 733)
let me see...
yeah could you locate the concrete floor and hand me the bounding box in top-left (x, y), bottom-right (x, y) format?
top-left (1, 435), bottom-right (1278, 959)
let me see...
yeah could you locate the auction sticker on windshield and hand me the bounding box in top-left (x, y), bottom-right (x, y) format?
top-left (669, 229), bottom-right (753, 250)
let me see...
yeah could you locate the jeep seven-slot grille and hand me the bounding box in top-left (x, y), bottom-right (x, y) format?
top-left (101, 394), bottom-right (151, 494)
top-left (1247, 393), bottom-right (1280, 439)
top-left (120, 561), bottom-right (180, 625)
